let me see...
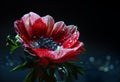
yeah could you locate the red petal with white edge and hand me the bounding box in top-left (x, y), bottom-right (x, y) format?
top-left (29, 12), bottom-right (41, 25)
top-left (62, 31), bottom-right (79, 48)
top-left (42, 15), bottom-right (54, 37)
top-left (14, 20), bottom-right (29, 38)
top-left (67, 25), bottom-right (77, 35)
top-left (32, 48), bottom-right (56, 59)
top-left (56, 25), bottom-right (77, 43)
top-left (51, 21), bottom-right (65, 38)
top-left (53, 41), bottom-right (84, 63)
top-left (29, 42), bottom-right (84, 62)
top-left (32, 19), bottom-right (47, 38)
top-left (14, 20), bottom-right (31, 47)
top-left (21, 13), bottom-right (33, 38)
top-left (21, 12), bottom-right (41, 38)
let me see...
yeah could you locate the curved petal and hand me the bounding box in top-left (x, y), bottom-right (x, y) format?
top-left (22, 13), bottom-right (33, 38)
top-left (14, 20), bottom-right (29, 38)
top-left (51, 21), bottom-right (65, 38)
top-left (32, 19), bottom-right (47, 38)
top-left (67, 25), bottom-right (77, 34)
top-left (29, 12), bottom-right (41, 25)
top-left (53, 41), bottom-right (84, 62)
top-left (57, 25), bottom-right (78, 43)
top-left (31, 41), bottom-right (84, 62)
top-left (32, 48), bottom-right (56, 59)
top-left (21, 12), bottom-right (42, 38)
top-left (42, 15), bottom-right (55, 37)
top-left (14, 20), bottom-right (31, 47)
top-left (62, 31), bottom-right (79, 48)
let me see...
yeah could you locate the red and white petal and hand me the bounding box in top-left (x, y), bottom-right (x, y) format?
top-left (52, 41), bottom-right (84, 62)
top-left (32, 42), bottom-right (84, 62)
top-left (56, 25), bottom-right (78, 43)
top-left (22, 13), bottom-right (33, 38)
top-left (32, 48), bottom-right (56, 59)
top-left (68, 41), bottom-right (84, 56)
top-left (52, 41), bottom-right (83, 60)
top-left (14, 20), bottom-right (31, 47)
top-left (51, 21), bottom-right (65, 38)
top-left (32, 19), bottom-right (47, 38)
top-left (29, 12), bottom-right (41, 25)
top-left (62, 31), bottom-right (79, 48)
top-left (42, 15), bottom-right (54, 37)
top-left (67, 25), bottom-right (77, 35)
top-left (14, 20), bottom-right (29, 37)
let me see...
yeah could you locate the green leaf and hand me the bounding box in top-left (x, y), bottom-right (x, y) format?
top-left (24, 69), bottom-right (35, 82)
top-left (63, 62), bottom-right (84, 80)
top-left (10, 61), bottom-right (27, 72)
top-left (57, 66), bottom-right (69, 81)
top-left (6, 35), bottom-right (20, 54)
top-left (46, 67), bottom-right (57, 82)
top-left (77, 68), bottom-right (84, 75)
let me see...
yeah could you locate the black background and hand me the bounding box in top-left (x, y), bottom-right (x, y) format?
top-left (0, 0), bottom-right (120, 82)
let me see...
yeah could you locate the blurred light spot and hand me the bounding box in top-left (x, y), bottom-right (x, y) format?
top-left (9, 62), bottom-right (14, 66)
top-left (6, 62), bottom-right (9, 66)
top-left (115, 60), bottom-right (119, 65)
top-left (89, 56), bottom-right (95, 63)
top-left (109, 64), bottom-right (114, 70)
top-left (6, 56), bottom-right (9, 59)
top-left (106, 55), bottom-right (111, 60)
top-left (105, 61), bottom-right (109, 66)
top-left (104, 67), bottom-right (109, 72)
top-left (99, 66), bottom-right (109, 72)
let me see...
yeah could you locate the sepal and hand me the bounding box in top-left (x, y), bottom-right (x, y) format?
top-left (6, 35), bottom-right (20, 54)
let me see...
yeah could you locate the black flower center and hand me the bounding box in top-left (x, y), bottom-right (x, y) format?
top-left (31, 36), bottom-right (59, 51)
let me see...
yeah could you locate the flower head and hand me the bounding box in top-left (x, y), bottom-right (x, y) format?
top-left (14, 12), bottom-right (84, 64)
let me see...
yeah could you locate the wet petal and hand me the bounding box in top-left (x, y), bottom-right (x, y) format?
top-left (32, 19), bottom-right (47, 38)
top-left (62, 31), bottom-right (79, 48)
top-left (67, 25), bottom-right (77, 35)
top-left (29, 12), bottom-right (41, 25)
top-left (14, 20), bottom-right (29, 38)
top-left (55, 25), bottom-right (78, 43)
top-left (22, 13), bottom-right (33, 37)
top-left (14, 20), bottom-right (30, 47)
top-left (53, 41), bottom-right (84, 62)
top-left (42, 15), bottom-right (54, 37)
top-left (32, 48), bottom-right (55, 59)
top-left (51, 21), bottom-right (65, 36)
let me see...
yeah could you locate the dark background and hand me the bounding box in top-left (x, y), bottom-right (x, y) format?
top-left (0, 0), bottom-right (120, 82)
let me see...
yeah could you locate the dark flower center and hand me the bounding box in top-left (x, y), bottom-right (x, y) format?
top-left (31, 36), bottom-right (59, 51)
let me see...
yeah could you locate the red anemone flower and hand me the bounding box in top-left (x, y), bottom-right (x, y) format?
top-left (14, 12), bottom-right (84, 64)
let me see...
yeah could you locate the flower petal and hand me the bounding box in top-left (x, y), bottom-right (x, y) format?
top-left (67, 25), bottom-right (77, 35)
top-left (22, 12), bottom-right (42, 38)
top-left (14, 20), bottom-right (29, 38)
top-left (32, 48), bottom-right (55, 59)
top-left (55, 25), bottom-right (78, 43)
top-left (42, 15), bottom-right (54, 37)
top-left (21, 13), bottom-right (33, 38)
top-left (14, 20), bottom-right (31, 47)
top-left (51, 21), bottom-right (65, 37)
top-left (29, 12), bottom-right (41, 25)
top-left (27, 41), bottom-right (84, 63)
top-left (32, 19), bottom-right (47, 38)
top-left (53, 41), bottom-right (84, 62)
top-left (62, 31), bottom-right (79, 48)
